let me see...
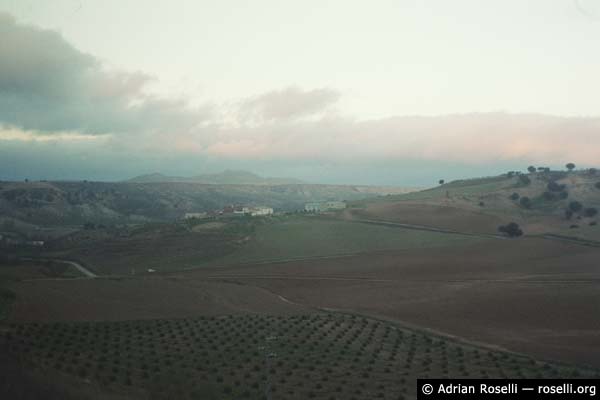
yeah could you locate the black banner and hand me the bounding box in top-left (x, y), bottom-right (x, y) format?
top-left (418, 379), bottom-right (599, 400)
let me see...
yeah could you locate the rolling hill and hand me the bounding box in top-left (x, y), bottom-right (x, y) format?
top-left (346, 168), bottom-right (600, 238)
top-left (0, 180), bottom-right (413, 231)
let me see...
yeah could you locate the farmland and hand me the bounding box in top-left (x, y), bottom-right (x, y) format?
top-left (1, 170), bottom-right (600, 399)
top-left (35, 215), bottom-right (484, 275)
top-left (213, 216), bottom-right (483, 266)
top-left (0, 258), bottom-right (84, 281)
top-left (3, 314), bottom-right (597, 400)
top-left (186, 236), bottom-right (600, 368)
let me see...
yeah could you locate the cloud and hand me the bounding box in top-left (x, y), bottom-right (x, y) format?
top-left (1, 12), bottom-right (599, 184)
top-left (0, 12), bottom-right (210, 136)
top-left (207, 112), bottom-right (600, 166)
top-left (237, 87), bottom-right (340, 124)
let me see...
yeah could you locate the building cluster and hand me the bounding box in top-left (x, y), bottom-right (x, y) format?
top-left (304, 201), bottom-right (346, 213)
top-left (184, 205), bottom-right (273, 220)
top-left (0, 233), bottom-right (44, 247)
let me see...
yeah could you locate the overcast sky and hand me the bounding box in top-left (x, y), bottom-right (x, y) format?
top-left (1, 0), bottom-right (599, 186)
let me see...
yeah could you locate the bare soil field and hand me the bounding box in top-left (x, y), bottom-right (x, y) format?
top-left (5, 278), bottom-right (309, 322)
top-left (5, 224), bottom-right (599, 369)
top-left (183, 238), bottom-right (600, 368)
top-left (345, 202), bottom-right (507, 234)
top-left (0, 259), bottom-right (83, 281)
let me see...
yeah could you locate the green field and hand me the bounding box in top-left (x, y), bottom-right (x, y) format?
top-left (212, 216), bottom-right (484, 266)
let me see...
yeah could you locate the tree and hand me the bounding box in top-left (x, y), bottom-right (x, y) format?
top-left (518, 175), bottom-right (531, 185)
top-left (519, 196), bottom-right (532, 209)
top-left (527, 166), bottom-right (536, 174)
top-left (588, 168), bottom-right (597, 176)
top-left (566, 163), bottom-right (576, 172)
top-left (569, 201), bottom-right (583, 212)
top-left (438, 179), bottom-right (445, 185)
top-left (498, 222), bottom-right (523, 237)
top-left (547, 181), bottom-right (566, 192)
top-left (565, 209), bottom-right (574, 220)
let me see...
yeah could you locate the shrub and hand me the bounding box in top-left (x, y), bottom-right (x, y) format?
top-left (509, 192), bottom-right (520, 201)
top-left (547, 181), bottom-right (566, 192)
top-left (519, 197), bottom-right (532, 209)
top-left (498, 222), bottom-right (523, 237)
top-left (569, 201), bottom-right (583, 212)
top-left (518, 175), bottom-right (531, 185)
top-left (595, 182), bottom-right (600, 190)
top-left (558, 191), bottom-right (569, 199)
top-left (565, 209), bottom-right (573, 220)
top-left (566, 163), bottom-right (576, 172)
top-left (584, 208), bottom-right (598, 217)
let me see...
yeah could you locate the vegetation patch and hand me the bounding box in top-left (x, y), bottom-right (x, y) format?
top-left (0, 288), bottom-right (15, 320)
top-left (3, 314), bottom-right (597, 400)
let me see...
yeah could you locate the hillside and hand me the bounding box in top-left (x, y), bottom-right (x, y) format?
top-left (0, 180), bottom-right (412, 232)
top-left (127, 169), bottom-right (305, 185)
top-left (346, 169), bottom-right (600, 238)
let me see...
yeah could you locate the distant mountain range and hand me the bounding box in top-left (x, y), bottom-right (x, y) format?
top-left (127, 170), bottom-right (305, 185)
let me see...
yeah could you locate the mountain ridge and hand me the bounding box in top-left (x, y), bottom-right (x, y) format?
top-left (127, 170), bottom-right (306, 185)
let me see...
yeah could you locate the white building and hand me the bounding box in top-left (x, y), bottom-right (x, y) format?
top-left (304, 202), bottom-right (322, 212)
top-left (324, 201), bottom-right (346, 210)
top-left (305, 201), bottom-right (346, 212)
top-left (230, 206), bottom-right (274, 216)
top-left (248, 206), bottom-right (273, 216)
top-left (184, 212), bottom-right (207, 219)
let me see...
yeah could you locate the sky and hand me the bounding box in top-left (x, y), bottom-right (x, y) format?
top-left (1, 0), bottom-right (599, 186)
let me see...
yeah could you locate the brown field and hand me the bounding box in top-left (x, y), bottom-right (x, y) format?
top-left (6, 278), bottom-right (309, 322)
top-left (0, 259), bottom-right (83, 281)
top-left (181, 237), bottom-right (600, 368)
top-left (345, 202), bottom-right (507, 234)
top-left (5, 236), bottom-right (600, 368)
top-left (3, 217), bottom-right (600, 399)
